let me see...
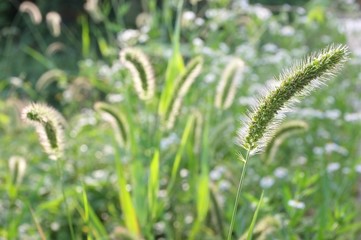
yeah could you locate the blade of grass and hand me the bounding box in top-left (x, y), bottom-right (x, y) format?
top-left (247, 191), bottom-right (264, 240)
top-left (28, 205), bottom-right (46, 240)
top-left (190, 115), bottom-right (210, 239)
top-left (148, 150), bottom-right (160, 221)
top-left (75, 193), bottom-right (108, 239)
top-left (81, 15), bottom-right (90, 57)
top-left (158, 0), bottom-right (185, 117)
top-left (114, 146), bottom-right (140, 235)
top-left (168, 115), bottom-right (194, 191)
top-left (23, 47), bottom-right (54, 69)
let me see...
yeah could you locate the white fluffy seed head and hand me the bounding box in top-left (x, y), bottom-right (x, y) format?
top-left (119, 48), bottom-right (156, 101)
top-left (19, 1), bottom-right (42, 24)
top-left (22, 103), bottom-right (66, 160)
top-left (9, 156), bottom-right (27, 185)
top-left (46, 12), bottom-right (62, 37)
top-left (94, 102), bottom-right (129, 147)
top-left (215, 58), bottom-right (245, 110)
top-left (165, 56), bottom-right (203, 130)
top-left (36, 69), bottom-right (67, 91)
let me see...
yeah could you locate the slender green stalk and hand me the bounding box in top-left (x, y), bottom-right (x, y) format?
top-left (227, 150), bottom-right (250, 240)
top-left (56, 159), bottom-right (76, 240)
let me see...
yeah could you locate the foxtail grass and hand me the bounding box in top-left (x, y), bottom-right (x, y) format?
top-left (94, 102), bottom-right (129, 147)
top-left (239, 44), bottom-right (349, 154)
top-left (36, 69), bottom-right (67, 91)
top-left (19, 1), bottom-right (42, 25)
top-left (215, 58), bottom-right (245, 110)
top-left (21, 103), bottom-right (75, 239)
top-left (22, 103), bottom-right (65, 160)
top-left (120, 47), bottom-right (156, 101)
top-left (46, 12), bottom-right (62, 37)
top-left (164, 56), bottom-right (203, 130)
top-left (264, 120), bottom-right (308, 162)
top-left (228, 44), bottom-right (349, 240)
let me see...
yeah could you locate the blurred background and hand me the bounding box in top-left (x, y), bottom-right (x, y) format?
top-left (1, 0), bottom-right (361, 239)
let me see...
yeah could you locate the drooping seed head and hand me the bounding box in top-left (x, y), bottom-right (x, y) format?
top-left (119, 48), bottom-right (155, 100)
top-left (19, 1), bottom-right (42, 24)
top-left (264, 120), bottom-right (308, 162)
top-left (165, 56), bottom-right (203, 130)
top-left (22, 103), bottom-right (65, 160)
top-left (36, 69), bottom-right (67, 91)
top-left (215, 58), bottom-right (245, 110)
top-left (9, 156), bottom-right (27, 186)
top-left (239, 44), bottom-right (349, 153)
top-left (94, 102), bottom-right (129, 147)
top-left (46, 42), bottom-right (66, 56)
top-left (46, 12), bottom-right (62, 37)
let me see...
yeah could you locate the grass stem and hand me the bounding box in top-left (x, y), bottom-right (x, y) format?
top-left (227, 150), bottom-right (250, 240)
top-left (56, 159), bottom-right (76, 240)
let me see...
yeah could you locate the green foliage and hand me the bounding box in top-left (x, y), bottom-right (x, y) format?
top-left (1, 0), bottom-right (361, 239)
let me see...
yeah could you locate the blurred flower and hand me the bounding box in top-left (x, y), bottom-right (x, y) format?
top-left (274, 167), bottom-right (288, 179)
top-left (342, 167), bottom-right (351, 175)
top-left (160, 133), bottom-right (179, 150)
top-left (50, 222), bottom-right (60, 231)
top-left (106, 94), bottom-right (124, 103)
top-left (313, 147), bottom-right (324, 155)
top-left (219, 180), bottom-right (231, 191)
top-left (260, 176), bottom-right (275, 189)
top-left (280, 26), bottom-right (295, 36)
top-left (185, 214), bottom-right (194, 224)
top-left (204, 73), bottom-right (216, 83)
top-left (250, 5), bottom-right (272, 21)
top-left (182, 11), bottom-right (196, 28)
top-left (46, 12), bottom-right (62, 37)
top-left (117, 29), bottom-right (140, 47)
top-left (10, 77), bottom-right (23, 87)
top-left (288, 199), bottom-right (305, 209)
top-left (19, 1), bottom-right (42, 24)
top-left (180, 168), bottom-right (189, 178)
top-left (327, 162), bottom-right (340, 173)
top-left (355, 164), bottom-right (361, 174)
top-left (192, 37), bottom-right (204, 49)
top-left (210, 168), bottom-right (222, 181)
top-left (195, 17), bottom-right (205, 26)
top-left (263, 43), bottom-right (278, 53)
top-left (345, 112), bottom-right (361, 122)
top-left (324, 143), bottom-right (348, 156)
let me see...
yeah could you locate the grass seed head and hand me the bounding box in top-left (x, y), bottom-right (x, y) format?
top-left (215, 58), bottom-right (245, 110)
top-left (264, 120), bottom-right (308, 162)
top-left (239, 44), bottom-right (349, 154)
top-left (119, 47), bottom-right (155, 101)
top-left (9, 156), bottom-right (27, 186)
top-left (22, 103), bottom-right (65, 160)
top-left (165, 56), bottom-right (203, 130)
top-left (19, 1), bottom-right (42, 25)
top-left (94, 102), bottom-right (129, 147)
top-left (46, 12), bottom-right (62, 37)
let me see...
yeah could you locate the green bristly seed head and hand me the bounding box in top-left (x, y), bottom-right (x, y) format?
top-left (240, 44), bottom-right (349, 153)
top-left (119, 47), bottom-right (155, 101)
top-left (22, 103), bottom-right (65, 160)
top-left (94, 102), bottom-right (129, 147)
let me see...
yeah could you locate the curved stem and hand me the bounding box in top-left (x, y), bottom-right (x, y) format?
top-left (227, 150), bottom-right (250, 240)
